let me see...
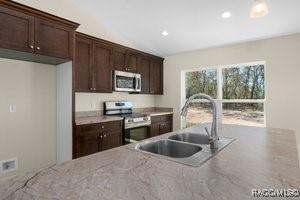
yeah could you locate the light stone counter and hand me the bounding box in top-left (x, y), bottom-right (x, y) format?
top-left (141, 111), bottom-right (173, 117)
top-left (1, 124), bottom-right (299, 200)
top-left (75, 115), bottom-right (123, 125)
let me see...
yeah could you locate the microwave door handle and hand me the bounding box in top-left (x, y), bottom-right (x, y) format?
top-left (132, 76), bottom-right (136, 90)
top-left (135, 77), bottom-right (140, 91)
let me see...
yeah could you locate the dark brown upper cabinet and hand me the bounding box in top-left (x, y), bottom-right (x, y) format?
top-left (137, 56), bottom-right (150, 94)
top-left (0, 1), bottom-right (79, 65)
top-left (126, 52), bottom-right (138, 72)
top-left (75, 35), bottom-right (93, 92)
top-left (75, 32), bottom-right (164, 94)
top-left (0, 6), bottom-right (34, 53)
top-left (150, 59), bottom-right (163, 94)
top-left (93, 41), bottom-right (113, 93)
top-left (112, 48), bottom-right (138, 72)
top-left (113, 47), bottom-right (127, 71)
top-left (34, 18), bottom-right (74, 59)
top-left (75, 33), bottom-right (113, 93)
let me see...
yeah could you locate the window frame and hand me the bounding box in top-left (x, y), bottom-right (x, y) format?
top-left (181, 61), bottom-right (267, 128)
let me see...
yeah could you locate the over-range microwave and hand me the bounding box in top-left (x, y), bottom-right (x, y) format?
top-left (113, 70), bottom-right (141, 92)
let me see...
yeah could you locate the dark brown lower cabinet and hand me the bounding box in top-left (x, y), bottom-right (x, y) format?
top-left (75, 120), bottom-right (123, 158)
top-left (150, 114), bottom-right (173, 137)
top-left (101, 129), bottom-right (122, 151)
top-left (75, 123), bottom-right (100, 158)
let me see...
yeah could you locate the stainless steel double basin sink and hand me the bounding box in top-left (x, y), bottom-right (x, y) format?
top-left (131, 132), bottom-right (234, 167)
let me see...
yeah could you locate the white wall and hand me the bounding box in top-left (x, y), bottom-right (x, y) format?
top-left (155, 34), bottom-right (300, 160)
top-left (0, 58), bottom-right (57, 178)
top-left (76, 92), bottom-right (155, 112)
top-left (57, 62), bottom-right (72, 163)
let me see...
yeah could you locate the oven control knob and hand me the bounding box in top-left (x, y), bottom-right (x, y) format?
top-left (128, 119), bottom-right (134, 123)
top-left (143, 117), bottom-right (149, 121)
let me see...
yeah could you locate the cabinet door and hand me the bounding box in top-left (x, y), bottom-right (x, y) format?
top-left (0, 6), bottom-right (34, 52)
top-left (149, 60), bottom-right (163, 94)
top-left (137, 56), bottom-right (150, 94)
top-left (113, 47), bottom-right (127, 71)
top-left (75, 35), bottom-right (93, 92)
top-left (159, 122), bottom-right (172, 135)
top-left (150, 123), bottom-right (160, 137)
top-left (93, 41), bottom-right (113, 93)
top-left (101, 130), bottom-right (122, 151)
top-left (126, 52), bottom-right (138, 72)
top-left (34, 18), bottom-right (74, 59)
top-left (75, 126), bottom-right (100, 158)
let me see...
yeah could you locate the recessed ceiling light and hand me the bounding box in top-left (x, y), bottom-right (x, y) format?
top-left (250, 0), bottom-right (269, 18)
top-left (222, 11), bottom-right (232, 19)
top-left (161, 30), bottom-right (169, 36)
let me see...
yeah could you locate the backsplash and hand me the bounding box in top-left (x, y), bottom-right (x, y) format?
top-left (75, 92), bottom-right (156, 111)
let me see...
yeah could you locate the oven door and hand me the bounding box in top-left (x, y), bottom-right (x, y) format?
top-left (114, 70), bottom-right (136, 92)
top-left (124, 126), bottom-right (150, 144)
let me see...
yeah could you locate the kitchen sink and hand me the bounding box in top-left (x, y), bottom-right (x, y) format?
top-left (168, 133), bottom-right (210, 145)
top-left (136, 139), bottom-right (202, 158)
top-left (129, 134), bottom-right (234, 167)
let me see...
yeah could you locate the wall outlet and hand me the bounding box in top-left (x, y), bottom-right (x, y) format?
top-left (9, 105), bottom-right (17, 113)
top-left (1, 158), bottom-right (18, 174)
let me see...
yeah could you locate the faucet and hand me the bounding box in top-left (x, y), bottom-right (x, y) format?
top-left (181, 93), bottom-right (219, 149)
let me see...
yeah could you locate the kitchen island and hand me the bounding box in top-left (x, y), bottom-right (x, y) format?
top-left (1, 124), bottom-right (299, 200)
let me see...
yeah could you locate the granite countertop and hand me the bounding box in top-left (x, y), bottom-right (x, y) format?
top-left (141, 111), bottom-right (173, 117)
top-left (75, 115), bottom-right (123, 125)
top-left (75, 108), bottom-right (173, 125)
top-left (1, 124), bottom-right (299, 200)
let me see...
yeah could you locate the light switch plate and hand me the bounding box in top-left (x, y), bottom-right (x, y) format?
top-left (9, 105), bottom-right (17, 113)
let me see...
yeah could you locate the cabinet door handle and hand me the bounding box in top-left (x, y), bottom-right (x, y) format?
top-left (100, 135), bottom-right (103, 139)
top-left (101, 126), bottom-right (104, 129)
top-left (93, 88), bottom-right (96, 91)
top-left (29, 45), bottom-right (34, 49)
top-left (90, 88), bottom-right (93, 91)
top-left (36, 47), bottom-right (41, 50)
top-left (104, 134), bottom-right (107, 138)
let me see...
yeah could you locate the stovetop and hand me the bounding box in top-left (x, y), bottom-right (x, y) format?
top-left (120, 113), bottom-right (149, 119)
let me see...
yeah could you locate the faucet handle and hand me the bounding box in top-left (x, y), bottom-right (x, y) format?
top-left (205, 127), bottom-right (214, 144)
top-left (204, 127), bottom-right (210, 137)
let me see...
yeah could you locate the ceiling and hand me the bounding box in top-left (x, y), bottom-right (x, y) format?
top-left (73, 0), bottom-right (300, 56)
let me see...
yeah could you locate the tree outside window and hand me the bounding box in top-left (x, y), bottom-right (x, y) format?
top-left (183, 63), bottom-right (265, 127)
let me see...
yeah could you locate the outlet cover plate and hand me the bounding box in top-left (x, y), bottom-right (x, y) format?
top-left (1, 158), bottom-right (18, 174)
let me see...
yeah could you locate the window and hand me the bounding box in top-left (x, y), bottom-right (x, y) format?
top-left (182, 62), bottom-right (265, 127)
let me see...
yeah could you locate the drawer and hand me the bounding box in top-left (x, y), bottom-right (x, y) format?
top-left (99, 120), bottom-right (123, 132)
top-left (151, 114), bottom-right (172, 123)
top-left (76, 123), bottom-right (100, 135)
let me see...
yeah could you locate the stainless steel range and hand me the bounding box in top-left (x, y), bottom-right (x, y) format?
top-left (104, 101), bottom-right (151, 144)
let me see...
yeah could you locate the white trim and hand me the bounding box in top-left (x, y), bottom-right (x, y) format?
top-left (181, 61), bottom-right (266, 128)
top-left (180, 70), bottom-right (186, 128)
top-left (182, 61), bottom-right (266, 73)
top-left (222, 99), bottom-right (265, 103)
